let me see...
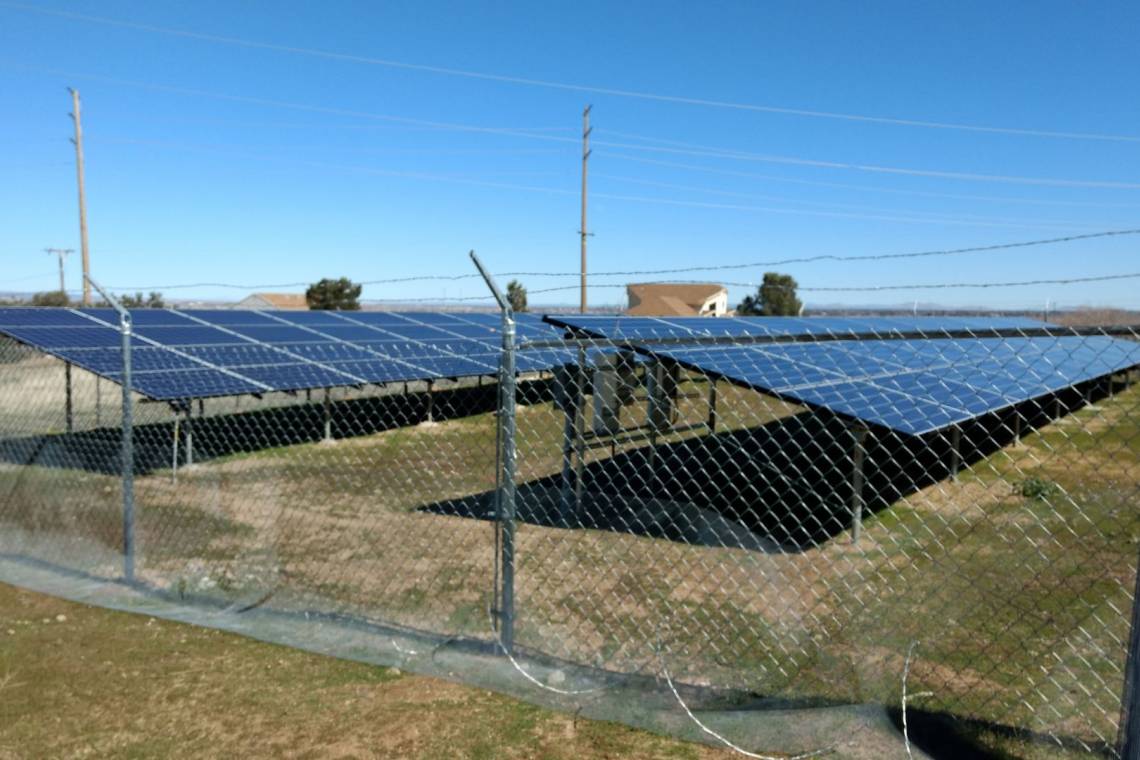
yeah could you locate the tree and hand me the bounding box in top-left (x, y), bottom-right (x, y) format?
top-left (31, 290), bottom-right (70, 307)
top-left (736, 272), bottom-right (803, 316)
top-left (119, 291), bottom-right (165, 309)
top-left (306, 277), bottom-right (362, 311)
top-left (506, 280), bottom-right (528, 312)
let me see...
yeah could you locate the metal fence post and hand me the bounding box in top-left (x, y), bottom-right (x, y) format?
top-left (86, 275), bottom-right (135, 583)
top-left (470, 251), bottom-right (517, 654)
top-left (1118, 544), bottom-right (1140, 757)
top-left (120, 308), bottom-right (135, 583)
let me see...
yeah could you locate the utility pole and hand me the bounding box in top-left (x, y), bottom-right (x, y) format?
top-left (44, 248), bottom-right (73, 295)
top-left (69, 88), bottom-right (92, 306)
top-left (579, 105), bottom-right (592, 313)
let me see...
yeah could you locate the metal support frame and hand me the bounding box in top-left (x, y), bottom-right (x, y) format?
top-left (574, 344), bottom-right (587, 514)
top-left (323, 388), bottom-right (333, 441)
top-left (425, 380), bottom-right (435, 423)
top-left (171, 415), bottom-right (180, 483)
top-left (1012, 409), bottom-right (1023, 447)
top-left (707, 377), bottom-right (718, 434)
top-left (471, 251), bottom-right (517, 655)
top-left (86, 275), bottom-right (134, 582)
top-left (950, 425), bottom-right (962, 482)
top-left (850, 424), bottom-right (868, 544)
top-left (64, 363), bottom-right (74, 433)
top-left (184, 405), bottom-right (195, 466)
top-left (557, 365), bottom-right (580, 524)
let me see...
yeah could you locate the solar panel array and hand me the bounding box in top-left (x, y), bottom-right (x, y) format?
top-left (0, 308), bottom-right (571, 401)
top-left (545, 315), bottom-right (1140, 436)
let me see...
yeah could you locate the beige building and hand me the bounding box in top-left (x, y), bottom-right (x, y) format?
top-left (234, 293), bottom-right (309, 310)
top-left (626, 283), bottom-right (729, 317)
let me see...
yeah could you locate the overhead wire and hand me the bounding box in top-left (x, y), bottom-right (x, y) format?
top-left (7, 61), bottom-right (1138, 191)
top-left (596, 153), bottom-right (1140, 210)
top-left (5, 0), bottom-right (1140, 143)
top-left (104, 229), bottom-right (1140, 291)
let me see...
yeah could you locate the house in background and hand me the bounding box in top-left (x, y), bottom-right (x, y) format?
top-left (626, 283), bottom-right (729, 317)
top-left (234, 293), bottom-right (309, 310)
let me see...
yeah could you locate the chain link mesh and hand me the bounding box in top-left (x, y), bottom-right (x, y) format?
top-left (0, 318), bottom-right (1137, 756)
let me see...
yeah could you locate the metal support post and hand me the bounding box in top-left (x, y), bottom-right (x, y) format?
top-left (707, 377), bottom-right (718, 434)
top-left (851, 425), bottom-right (867, 544)
top-left (95, 376), bottom-right (102, 427)
top-left (559, 367), bottom-right (578, 524)
top-left (950, 425), bottom-right (962, 482)
top-left (87, 275), bottom-right (134, 582)
top-left (1012, 410), bottom-right (1022, 447)
top-left (64, 363), bottom-right (74, 433)
top-left (323, 388), bottom-right (333, 441)
top-left (1118, 544), bottom-right (1140, 758)
top-left (171, 416), bottom-right (180, 483)
top-left (425, 380), bottom-right (435, 423)
top-left (185, 405), bottom-right (194, 467)
top-left (574, 344), bottom-right (587, 513)
top-left (470, 251), bottom-right (517, 655)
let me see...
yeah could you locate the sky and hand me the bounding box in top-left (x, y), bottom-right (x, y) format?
top-left (1, 0), bottom-right (1139, 310)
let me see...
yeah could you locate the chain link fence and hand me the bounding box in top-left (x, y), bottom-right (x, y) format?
top-left (0, 310), bottom-right (1138, 758)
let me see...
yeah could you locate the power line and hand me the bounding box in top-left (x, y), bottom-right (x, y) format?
top-left (5, 0), bottom-right (1139, 143)
top-left (105, 229), bottom-right (1140, 291)
top-left (79, 133), bottom-right (1113, 231)
top-left (590, 172), bottom-right (1123, 228)
top-left (597, 153), bottom-right (1140, 210)
top-left (11, 62), bottom-right (1138, 192)
top-left (590, 135), bottom-right (1140, 190)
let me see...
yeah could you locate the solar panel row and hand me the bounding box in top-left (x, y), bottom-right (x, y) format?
top-left (544, 316), bottom-right (1140, 436)
top-left (0, 308), bottom-right (570, 400)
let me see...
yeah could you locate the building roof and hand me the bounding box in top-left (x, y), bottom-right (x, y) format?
top-left (626, 283), bottom-right (726, 317)
top-left (237, 293), bottom-right (309, 310)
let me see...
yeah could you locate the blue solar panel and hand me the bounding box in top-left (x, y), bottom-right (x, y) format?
top-left (544, 315), bottom-right (1050, 340)
top-left (654, 336), bottom-right (1140, 435)
top-left (0, 307), bottom-right (568, 400)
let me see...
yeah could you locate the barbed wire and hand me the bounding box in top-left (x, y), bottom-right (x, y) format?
top-left (102, 228), bottom-right (1140, 291)
top-left (7, 0), bottom-right (1140, 143)
top-left (349, 269), bottom-right (1140, 303)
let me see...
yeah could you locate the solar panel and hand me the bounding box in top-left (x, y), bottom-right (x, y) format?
top-left (543, 315), bottom-right (1140, 436)
top-left (544, 314), bottom-right (1049, 340)
top-left (0, 307), bottom-right (569, 401)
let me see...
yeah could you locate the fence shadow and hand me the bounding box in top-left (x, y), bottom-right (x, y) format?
top-left (422, 381), bottom-right (1112, 552)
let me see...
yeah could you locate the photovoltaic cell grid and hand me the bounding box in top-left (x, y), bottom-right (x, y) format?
top-left (545, 315), bottom-right (1140, 436)
top-left (0, 308), bottom-right (572, 401)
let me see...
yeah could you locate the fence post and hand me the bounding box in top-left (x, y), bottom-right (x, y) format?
top-left (1119, 545), bottom-right (1140, 757)
top-left (120, 308), bottom-right (135, 582)
top-left (86, 275), bottom-right (135, 583)
top-left (470, 251), bottom-right (517, 655)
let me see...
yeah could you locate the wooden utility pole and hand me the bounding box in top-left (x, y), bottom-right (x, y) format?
top-left (579, 105), bottom-right (592, 313)
top-left (44, 248), bottom-right (73, 294)
top-left (69, 88), bottom-right (92, 306)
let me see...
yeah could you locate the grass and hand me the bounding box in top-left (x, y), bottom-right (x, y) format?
top-left (0, 581), bottom-right (724, 760)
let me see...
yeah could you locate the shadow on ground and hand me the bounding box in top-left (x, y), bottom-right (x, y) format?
top-left (423, 380), bottom-right (1117, 552)
top-left (0, 379), bottom-right (551, 476)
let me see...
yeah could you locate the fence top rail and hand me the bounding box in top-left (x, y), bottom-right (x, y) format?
top-left (517, 324), bottom-right (1140, 351)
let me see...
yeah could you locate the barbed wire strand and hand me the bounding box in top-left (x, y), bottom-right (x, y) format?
top-left (350, 270), bottom-right (1140, 302)
top-left (101, 229), bottom-right (1140, 292)
top-left (6, 1), bottom-right (1139, 143)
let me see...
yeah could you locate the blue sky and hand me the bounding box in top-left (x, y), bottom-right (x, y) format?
top-left (1, 0), bottom-right (1138, 309)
